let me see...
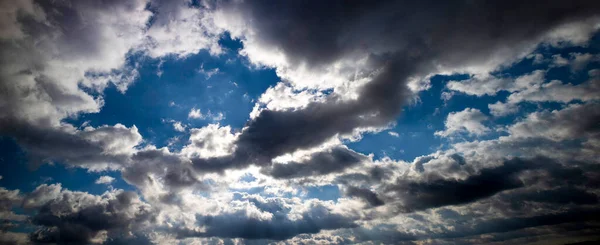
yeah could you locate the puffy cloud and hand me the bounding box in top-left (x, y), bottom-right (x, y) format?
top-left (488, 101), bottom-right (520, 117)
top-left (173, 121), bottom-right (187, 132)
top-left (188, 0), bottom-right (600, 173)
top-left (435, 108), bottom-right (490, 137)
top-left (0, 0), bottom-right (226, 172)
top-left (143, 0), bottom-right (222, 58)
top-left (181, 124), bottom-right (237, 159)
top-left (2, 0), bottom-right (600, 244)
top-left (95, 176), bottom-right (116, 185)
top-left (0, 0), bottom-right (152, 127)
top-left (188, 108), bottom-right (204, 119)
top-left (508, 102), bottom-right (600, 142)
top-left (23, 184), bottom-right (155, 244)
top-left (0, 187), bottom-right (26, 228)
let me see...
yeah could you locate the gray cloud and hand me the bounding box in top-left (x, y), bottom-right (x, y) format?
top-left (344, 186), bottom-right (385, 207)
top-left (381, 158), bottom-right (533, 212)
top-left (178, 201), bottom-right (357, 240)
top-left (1, 0), bottom-right (600, 244)
top-left (23, 184), bottom-right (155, 245)
top-left (0, 119), bottom-right (141, 170)
top-left (261, 147), bottom-right (367, 179)
top-left (188, 0), bottom-right (600, 172)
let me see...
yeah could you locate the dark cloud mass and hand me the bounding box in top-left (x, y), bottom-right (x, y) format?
top-left (188, 0), bottom-right (600, 172)
top-left (1, 0), bottom-right (600, 244)
top-left (261, 147), bottom-right (367, 179)
top-left (22, 184), bottom-right (155, 244)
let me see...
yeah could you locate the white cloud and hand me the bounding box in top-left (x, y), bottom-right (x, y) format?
top-left (388, 131), bottom-right (400, 137)
top-left (508, 103), bottom-right (600, 142)
top-left (551, 54), bottom-right (570, 67)
top-left (435, 108), bottom-right (490, 137)
top-left (188, 108), bottom-right (225, 121)
top-left (173, 121), bottom-right (187, 132)
top-left (488, 101), bottom-right (519, 117)
top-left (143, 1), bottom-right (222, 58)
top-left (181, 124), bottom-right (237, 158)
top-left (447, 70), bottom-right (544, 97)
top-left (507, 77), bottom-right (600, 104)
top-left (570, 52), bottom-right (598, 71)
top-left (440, 91), bottom-right (454, 103)
top-left (188, 108), bottom-right (204, 119)
top-left (551, 53), bottom-right (599, 71)
top-left (95, 176), bottom-right (115, 185)
top-left (197, 64), bottom-right (221, 79)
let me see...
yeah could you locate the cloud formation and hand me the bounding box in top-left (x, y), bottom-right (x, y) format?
top-left (1, 0), bottom-right (600, 244)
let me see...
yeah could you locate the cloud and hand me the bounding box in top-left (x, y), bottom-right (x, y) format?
top-left (188, 0), bottom-right (600, 173)
top-left (188, 108), bottom-right (225, 121)
top-left (435, 108), bottom-right (490, 137)
top-left (507, 76), bottom-right (600, 104)
top-left (181, 124), bottom-right (237, 159)
top-left (95, 176), bottom-right (116, 185)
top-left (381, 157), bottom-right (544, 211)
top-left (176, 197), bottom-right (357, 240)
top-left (0, 187), bottom-right (26, 224)
top-left (552, 52), bottom-right (599, 71)
top-left (261, 147), bottom-right (368, 179)
top-left (450, 67), bottom-right (600, 106)
top-left (0, 120), bottom-right (142, 170)
top-left (0, 0), bottom-right (151, 128)
top-left (344, 186), bottom-right (385, 207)
top-left (447, 70), bottom-right (545, 97)
top-left (23, 184), bottom-right (155, 244)
top-left (508, 102), bottom-right (600, 142)
top-left (143, 0), bottom-right (222, 58)
top-left (0, 231), bottom-right (29, 245)
top-left (173, 121), bottom-right (187, 132)
top-left (489, 101), bottom-right (520, 117)
top-left (2, 0), bottom-right (600, 244)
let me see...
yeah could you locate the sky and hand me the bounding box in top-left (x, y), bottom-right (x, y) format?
top-left (1, 0), bottom-right (600, 244)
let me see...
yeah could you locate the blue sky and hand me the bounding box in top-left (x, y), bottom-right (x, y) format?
top-left (1, 1), bottom-right (600, 245)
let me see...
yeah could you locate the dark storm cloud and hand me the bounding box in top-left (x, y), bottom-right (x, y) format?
top-left (383, 158), bottom-right (530, 211)
top-left (188, 0), bottom-right (600, 172)
top-left (378, 157), bottom-right (600, 212)
top-left (351, 207), bottom-right (600, 244)
top-left (23, 185), bottom-right (155, 244)
top-left (261, 147), bottom-right (367, 179)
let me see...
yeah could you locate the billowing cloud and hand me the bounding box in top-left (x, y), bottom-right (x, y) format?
top-left (1, 0), bottom-right (600, 244)
top-left (95, 176), bottom-right (116, 185)
top-left (435, 108), bottom-right (490, 137)
top-left (21, 184), bottom-right (156, 244)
